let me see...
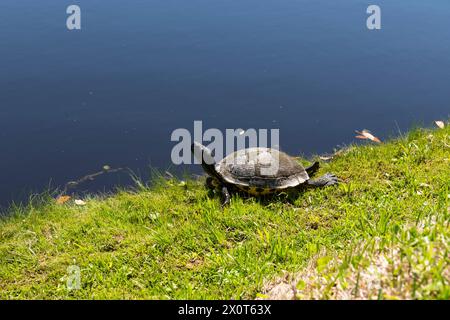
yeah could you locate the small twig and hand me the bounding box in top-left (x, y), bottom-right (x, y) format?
top-left (61, 166), bottom-right (125, 195)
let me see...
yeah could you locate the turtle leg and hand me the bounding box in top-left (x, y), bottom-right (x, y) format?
top-left (221, 185), bottom-right (231, 207)
top-left (205, 176), bottom-right (216, 190)
top-left (305, 161), bottom-right (320, 177)
top-left (307, 173), bottom-right (338, 187)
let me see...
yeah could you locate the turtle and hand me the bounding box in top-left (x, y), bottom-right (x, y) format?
top-left (191, 142), bottom-right (338, 206)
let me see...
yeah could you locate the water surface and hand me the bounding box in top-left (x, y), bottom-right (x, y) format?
top-left (1, 0), bottom-right (449, 208)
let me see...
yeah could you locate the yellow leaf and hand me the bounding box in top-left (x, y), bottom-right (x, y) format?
top-left (56, 195), bottom-right (71, 205)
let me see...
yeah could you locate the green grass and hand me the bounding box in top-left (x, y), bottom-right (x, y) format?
top-left (0, 125), bottom-right (449, 299)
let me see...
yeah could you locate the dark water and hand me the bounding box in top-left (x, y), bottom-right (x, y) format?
top-left (1, 0), bottom-right (449, 209)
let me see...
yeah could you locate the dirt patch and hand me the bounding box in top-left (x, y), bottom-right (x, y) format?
top-left (259, 233), bottom-right (449, 300)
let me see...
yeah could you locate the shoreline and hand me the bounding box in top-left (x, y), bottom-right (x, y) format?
top-left (1, 124), bottom-right (449, 299)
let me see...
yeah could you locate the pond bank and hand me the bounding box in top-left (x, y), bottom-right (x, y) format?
top-left (0, 124), bottom-right (449, 299)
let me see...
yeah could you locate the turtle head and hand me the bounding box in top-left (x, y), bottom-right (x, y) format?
top-left (191, 142), bottom-right (218, 178)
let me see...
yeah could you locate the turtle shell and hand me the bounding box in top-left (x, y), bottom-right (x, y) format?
top-left (215, 148), bottom-right (309, 195)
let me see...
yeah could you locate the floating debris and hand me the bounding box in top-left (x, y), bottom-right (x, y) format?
top-left (64, 166), bottom-right (124, 192)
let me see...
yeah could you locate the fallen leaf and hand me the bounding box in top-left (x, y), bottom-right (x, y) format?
top-left (319, 155), bottom-right (333, 161)
top-left (56, 195), bottom-right (71, 205)
top-left (355, 129), bottom-right (382, 143)
top-left (74, 199), bottom-right (86, 206)
top-left (435, 120), bottom-right (445, 129)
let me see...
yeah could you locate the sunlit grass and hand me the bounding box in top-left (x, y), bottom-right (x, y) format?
top-left (0, 125), bottom-right (448, 299)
